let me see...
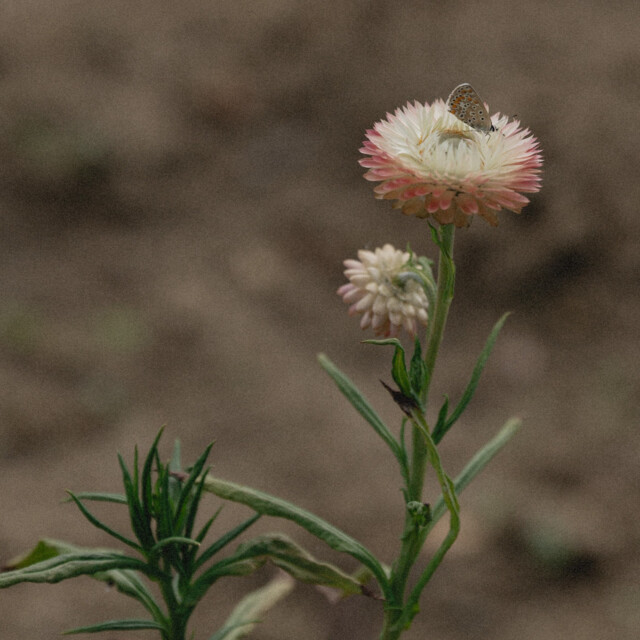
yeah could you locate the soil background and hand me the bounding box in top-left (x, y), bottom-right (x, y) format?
top-left (1, 1), bottom-right (639, 639)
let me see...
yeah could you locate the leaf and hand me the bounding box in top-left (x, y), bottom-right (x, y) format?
top-left (97, 568), bottom-right (165, 621)
top-left (141, 430), bottom-right (165, 530)
top-left (432, 313), bottom-right (510, 443)
top-left (150, 536), bottom-right (200, 554)
top-left (193, 513), bottom-right (261, 572)
top-left (317, 354), bottom-right (401, 462)
top-left (202, 475), bottom-right (389, 595)
top-left (361, 338), bottom-right (411, 396)
top-left (426, 417), bottom-right (522, 534)
top-left (207, 572), bottom-right (294, 640)
top-left (432, 396), bottom-right (449, 440)
top-left (187, 555), bottom-right (267, 606)
top-left (64, 492), bottom-right (127, 505)
top-left (2, 539), bottom-right (164, 621)
top-left (232, 534), bottom-right (363, 596)
top-left (409, 338), bottom-right (427, 398)
top-left (64, 619), bottom-right (166, 634)
top-left (66, 491), bottom-right (142, 553)
top-left (0, 551), bottom-right (151, 588)
top-left (117, 453), bottom-right (154, 550)
top-left (3, 539), bottom-right (78, 570)
top-left (174, 442), bottom-right (214, 534)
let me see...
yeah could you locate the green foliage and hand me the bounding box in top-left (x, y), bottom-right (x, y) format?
top-left (202, 475), bottom-right (389, 597)
top-left (0, 431), bottom-right (301, 639)
top-left (432, 313), bottom-right (511, 443)
top-left (207, 573), bottom-right (294, 640)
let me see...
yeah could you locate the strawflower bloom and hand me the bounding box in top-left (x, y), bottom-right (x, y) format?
top-left (359, 96), bottom-right (542, 227)
top-left (338, 244), bottom-right (430, 338)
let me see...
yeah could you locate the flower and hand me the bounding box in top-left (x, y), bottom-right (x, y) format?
top-left (359, 98), bottom-right (542, 227)
top-left (338, 244), bottom-right (430, 338)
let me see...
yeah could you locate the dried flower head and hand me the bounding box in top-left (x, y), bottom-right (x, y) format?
top-left (359, 97), bottom-right (542, 227)
top-left (338, 244), bottom-right (430, 338)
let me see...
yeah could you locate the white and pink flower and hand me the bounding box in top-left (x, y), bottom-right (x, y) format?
top-left (338, 244), bottom-right (429, 338)
top-left (360, 99), bottom-right (542, 227)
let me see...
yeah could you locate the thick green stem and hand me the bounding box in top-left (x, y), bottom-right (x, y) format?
top-left (380, 225), bottom-right (456, 640)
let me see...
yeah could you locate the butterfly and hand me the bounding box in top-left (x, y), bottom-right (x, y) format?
top-left (446, 83), bottom-right (495, 132)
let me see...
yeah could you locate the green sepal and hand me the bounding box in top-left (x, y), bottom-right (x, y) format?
top-left (432, 313), bottom-right (510, 444)
top-left (63, 619), bottom-right (166, 634)
top-left (318, 354), bottom-right (403, 464)
top-left (202, 475), bottom-right (390, 596)
top-left (207, 573), bottom-right (294, 640)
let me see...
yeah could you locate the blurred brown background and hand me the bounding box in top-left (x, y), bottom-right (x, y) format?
top-left (1, 1), bottom-right (639, 638)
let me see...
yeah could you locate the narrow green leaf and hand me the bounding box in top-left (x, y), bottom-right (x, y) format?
top-left (203, 475), bottom-right (389, 595)
top-left (231, 534), bottom-right (363, 596)
top-left (118, 454), bottom-right (154, 550)
top-left (193, 513), bottom-right (261, 572)
top-left (64, 492), bottom-right (127, 505)
top-left (188, 555), bottom-right (267, 606)
top-left (66, 492), bottom-right (143, 553)
top-left (409, 338), bottom-right (427, 398)
top-left (155, 466), bottom-right (181, 569)
top-left (432, 396), bottom-right (449, 440)
top-left (362, 338), bottom-right (411, 395)
top-left (98, 568), bottom-right (165, 623)
top-left (195, 509), bottom-right (221, 543)
top-left (426, 417), bottom-right (522, 534)
top-left (0, 552), bottom-right (150, 588)
top-left (3, 539), bottom-right (76, 570)
top-left (183, 474), bottom-right (208, 541)
top-left (391, 341), bottom-right (411, 394)
top-left (318, 354), bottom-right (402, 462)
top-left (207, 573), bottom-right (294, 640)
top-left (155, 464), bottom-right (173, 541)
top-left (64, 619), bottom-right (166, 634)
top-left (141, 429), bottom-right (165, 534)
top-left (150, 536), bottom-right (200, 554)
top-left (403, 418), bottom-right (522, 625)
top-left (433, 313), bottom-right (510, 443)
top-left (174, 442), bottom-right (214, 533)
top-left (2, 540), bottom-right (164, 620)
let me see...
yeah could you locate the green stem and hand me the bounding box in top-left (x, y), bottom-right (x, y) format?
top-left (423, 223), bottom-right (455, 401)
top-left (401, 412), bottom-right (459, 629)
top-left (380, 225), bottom-right (456, 640)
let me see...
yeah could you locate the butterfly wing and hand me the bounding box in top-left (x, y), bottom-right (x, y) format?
top-left (446, 83), bottom-right (493, 132)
